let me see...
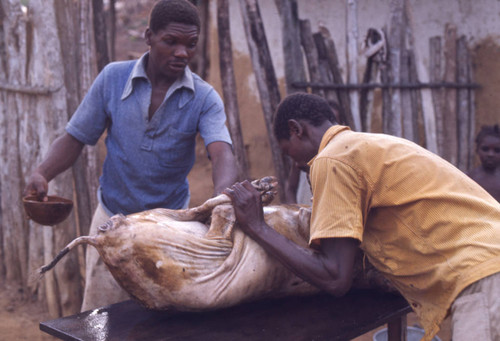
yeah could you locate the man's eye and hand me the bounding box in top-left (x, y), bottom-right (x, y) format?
top-left (495, 148), bottom-right (500, 153)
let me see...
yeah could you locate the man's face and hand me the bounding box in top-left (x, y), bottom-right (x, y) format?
top-left (279, 135), bottom-right (312, 173)
top-left (146, 22), bottom-right (199, 80)
top-left (477, 135), bottom-right (500, 171)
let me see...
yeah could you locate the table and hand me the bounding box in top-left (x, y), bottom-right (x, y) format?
top-left (40, 289), bottom-right (412, 341)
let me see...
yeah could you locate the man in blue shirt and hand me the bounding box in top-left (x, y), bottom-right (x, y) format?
top-left (24, 0), bottom-right (238, 311)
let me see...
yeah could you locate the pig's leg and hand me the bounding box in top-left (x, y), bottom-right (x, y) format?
top-left (154, 176), bottom-right (278, 223)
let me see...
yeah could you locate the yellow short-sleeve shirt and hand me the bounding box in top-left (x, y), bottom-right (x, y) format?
top-left (309, 125), bottom-right (500, 340)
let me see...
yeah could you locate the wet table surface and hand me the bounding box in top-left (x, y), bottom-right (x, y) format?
top-left (40, 289), bottom-right (411, 341)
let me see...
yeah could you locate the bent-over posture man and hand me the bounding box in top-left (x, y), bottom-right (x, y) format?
top-left (24, 0), bottom-right (238, 311)
top-left (225, 93), bottom-right (500, 341)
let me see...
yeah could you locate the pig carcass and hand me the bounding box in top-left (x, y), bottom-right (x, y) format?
top-left (38, 176), bottom-right (393, 311)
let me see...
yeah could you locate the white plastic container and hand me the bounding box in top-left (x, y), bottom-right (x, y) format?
top-left (373, 326), bottom-right (442, 341)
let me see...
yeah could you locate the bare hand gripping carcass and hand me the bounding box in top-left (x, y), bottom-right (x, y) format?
top-left (37, 177), bottom-right (393, 311)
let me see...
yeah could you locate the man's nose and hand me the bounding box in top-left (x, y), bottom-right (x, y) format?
top-left (174, 45), bottom-right (188, 58)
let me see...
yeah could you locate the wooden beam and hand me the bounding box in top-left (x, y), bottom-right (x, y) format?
top-left (456, 35), bottom-right (470, 171)
top-left (317, 25), bottom-right (355, 128)
top-left (217, 0), bottom-right (249, 181)
top-left (274, 0), bottom-right (306, 94)
top-left (238, 0), bottom-right (288, 200)
top-left (442, 23), bottom-right (458, 165)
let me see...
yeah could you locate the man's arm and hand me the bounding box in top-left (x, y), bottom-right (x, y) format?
top-left (24, 132), bottom-right (85, 200)
top-left (207, 141), bottom-right (238, 195)
top-left (224, 180), bottom-right (359, 296)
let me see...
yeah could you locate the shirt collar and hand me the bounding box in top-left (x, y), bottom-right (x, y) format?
top-left (307, 125), bottom-right (351, 166)
top-left (121, 52), bottom-right (195, 100)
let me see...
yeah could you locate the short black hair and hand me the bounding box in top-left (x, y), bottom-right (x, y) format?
top-left (149, 0), bottom-right (200, 33)
top-left (273, 93), bottom-right (338, 141)
top-left (476, 124), bottom-right (500, 145)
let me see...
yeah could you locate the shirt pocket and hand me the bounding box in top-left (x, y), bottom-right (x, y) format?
top-left (157, 126), bottom-right (196, 168)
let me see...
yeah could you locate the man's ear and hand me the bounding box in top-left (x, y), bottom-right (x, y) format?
top-left (145, 28), bottom-right (152, 46)
top-left (288, 119), bottom-right (303, 138)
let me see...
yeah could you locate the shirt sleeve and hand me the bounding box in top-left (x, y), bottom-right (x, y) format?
top-left (309, 157), bottom-right (366, 246)
top-left (197, 88), bottom-right (232, 148)
top-left (65, 67), bottom-right (110, 145)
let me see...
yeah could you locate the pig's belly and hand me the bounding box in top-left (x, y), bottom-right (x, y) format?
top-left (95, 216), bottom-right (317, 311)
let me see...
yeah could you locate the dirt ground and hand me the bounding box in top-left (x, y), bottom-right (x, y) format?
top-left (0, 283), bottom-right (55, 341)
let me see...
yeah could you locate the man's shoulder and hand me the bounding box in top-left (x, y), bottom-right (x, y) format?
top-left (102, 59), bottom-right (136, 74)
top-left (191, 72), bottom-right (215, 93)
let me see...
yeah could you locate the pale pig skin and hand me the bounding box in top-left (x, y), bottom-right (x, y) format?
top-left (38, 177), bottom-right (393, 311)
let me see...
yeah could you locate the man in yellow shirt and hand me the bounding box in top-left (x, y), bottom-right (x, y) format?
top-left (225, 93), bottom-right (500, 341)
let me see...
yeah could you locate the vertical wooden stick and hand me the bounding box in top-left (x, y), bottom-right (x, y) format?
top-left (299, 19), bottom-right (325, 98)
top-left (385, 0), bottom-right (404, 137)
top-left (456, 35), bottom-right (470, 171)
top-left (429, 36), bottom-right (445, 155)
top-left (346, 0), bottom-right (361, 131)
top-left (405, 1), bottom-right (438, 153)
top-left (442, 23), bottom-right (458, 165)
top-left (238, 0), bottom-right (288, 200)
top-left (217, 0), bottom-right (249, 181)
top-left (318, 25), bottom-right (355, 127)
top-left (274, 0), bottom-right (306, 94)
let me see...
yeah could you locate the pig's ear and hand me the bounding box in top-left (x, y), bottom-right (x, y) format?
top-left (98, 214), bottom-right (129, 233)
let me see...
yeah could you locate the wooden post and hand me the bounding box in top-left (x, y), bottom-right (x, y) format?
top-left (408, 50), bottom-right (424, 146)
top-left (318, 25), bottom-right (355, 128)
top-left (442, 23), bottom-right (458, 165)
top-left (346, 0), bottom-right (361, 131)
top-left (400, 2), bottom-right (418, 143)
top-left (385, 0), bottom-right (404, 137)
top-left (274, 0), bottom-right (306, 95)
top-left (217, 0), bottom-right (249, 181)
top-left (92, 0), bottom-right (109, 72)
top-left (190, 0), bottom-right (210, 80)
top-left (299, 19), bottom-right (325, 98)
top-left (456, 35), bottom-right (470, 171)
top-left (405, 1), bottom-right (438, 153)
top-left (387, 314), bottom-right (408, 341)
top-left (380, 27), bottom-right (393, 135)
top-left (467, 48), bottom-right (476, 171)
top-left (429, 36), bottom-right (445, 155)
top-left (238, 0), bottom-right (288, 201)
top-left (359, 28), bottom-right (385, 132)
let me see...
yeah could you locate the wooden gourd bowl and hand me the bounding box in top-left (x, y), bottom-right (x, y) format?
top-left (23, 195), bottom-right (73, 226)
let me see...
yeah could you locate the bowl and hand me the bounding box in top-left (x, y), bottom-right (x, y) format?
top-left (23, 195), bottom-right (74, 226)
top-left (373, 326), bottom-right (442, 341)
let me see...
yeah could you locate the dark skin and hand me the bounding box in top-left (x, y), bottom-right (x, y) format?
top-left (24, 22), bottom-right (237, 201)
top-left (225, 119), bottom-right (359, 296)
top-left (467, 135), bottom-right (500, 202)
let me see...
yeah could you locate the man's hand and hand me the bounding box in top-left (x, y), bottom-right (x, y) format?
top-left (23, 172), bottom-right (49, 202)
top-left (224, 180), bottom-right (265, 237)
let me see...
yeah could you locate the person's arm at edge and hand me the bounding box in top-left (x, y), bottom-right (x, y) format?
top-left (24, 132), bottom-right (85, 200)
top-left (207, 141), bottom-right (238, 196)
top-left (224, 180), bottom-right (359, 296)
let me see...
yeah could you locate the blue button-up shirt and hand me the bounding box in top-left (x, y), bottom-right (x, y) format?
top-left (66, 53), bottom-right (232, 215)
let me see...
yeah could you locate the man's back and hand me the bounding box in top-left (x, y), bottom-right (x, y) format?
top-left (309, 125), bottom-right (500, 335)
